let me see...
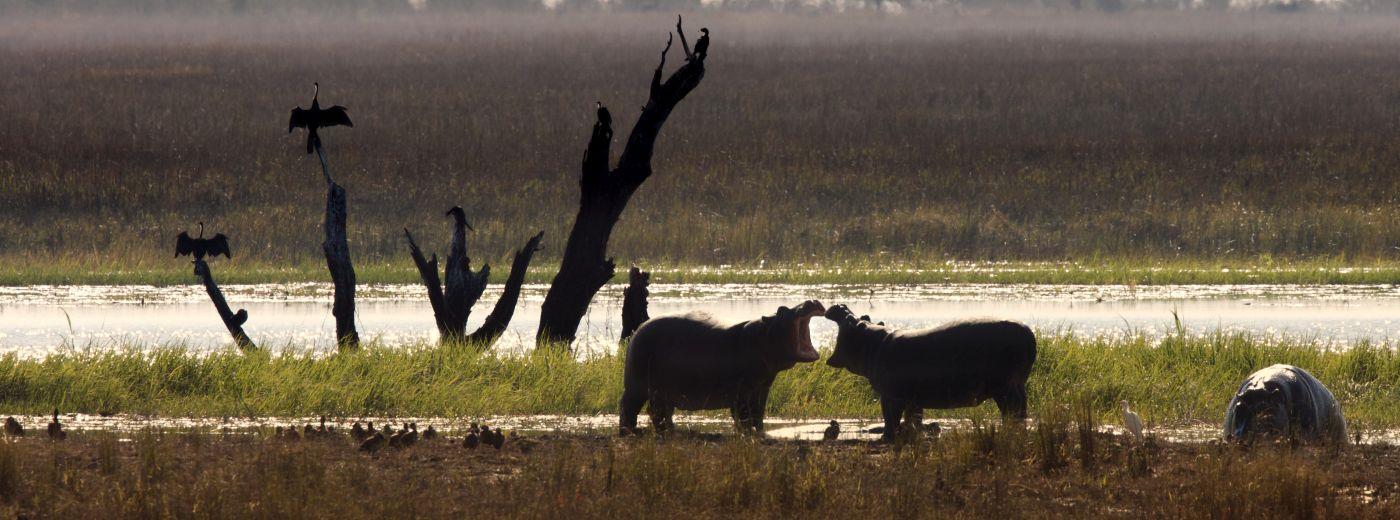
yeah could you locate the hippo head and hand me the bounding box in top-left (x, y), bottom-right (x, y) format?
top-left (1229, 385), bottom-right (1290, 443)
top-left (823, 304), bottom-right (889, 376)
top-left (760, 300), bottom-right (825, 368)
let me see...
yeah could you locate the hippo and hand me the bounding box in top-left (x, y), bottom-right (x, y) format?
top-left (823, 304), bottom-right (1037, 440)
top-left (1223, 364), bottom-right (1347, 445)
top-left (619, 300), bottom-right (826, 435)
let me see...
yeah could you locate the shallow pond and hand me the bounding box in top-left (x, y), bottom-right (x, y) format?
top-left (2, 283), bottom-right (1400, 356)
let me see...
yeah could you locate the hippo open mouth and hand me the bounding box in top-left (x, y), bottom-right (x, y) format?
top-left (792, 300), bottom-right (825, 362)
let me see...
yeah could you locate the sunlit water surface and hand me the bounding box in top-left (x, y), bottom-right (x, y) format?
top-left (3, 283), bottom-right (1400, 357)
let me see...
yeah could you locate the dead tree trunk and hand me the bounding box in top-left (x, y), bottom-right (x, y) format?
top-left (620, 266), bottom-right (651, 342)
top-left (537, 16), bottom-right (707, 349)
top-left (406, 208), bottom-right (543, 348)
top-left (193, 259), bottom-right (256, 351)
top-left (318, 144), bottom-right (359, 349)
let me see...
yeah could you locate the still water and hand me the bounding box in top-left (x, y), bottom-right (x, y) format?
top-left (2, 283), bottom-right (1400, 357)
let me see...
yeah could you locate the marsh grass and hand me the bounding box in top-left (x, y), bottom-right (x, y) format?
top-left (5, 13), bottom-right (1400, 283)
top-left (1, 331), bottom-right (1397, 426)
top-left (0, 423), bottom-right (1395, 518)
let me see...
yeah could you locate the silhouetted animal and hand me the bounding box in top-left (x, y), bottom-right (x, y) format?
top-left (175, 222), bottom-right (231, 261)
top-left (381, 423), bottom-right (394, 436)
top-left (401, 423), bottom-right (418, 447)
top-left (463, 431), bottom-right (480, 450)
top-left (47, 409), bottom-right (65, 441)
top-left (824, 305), bottom-right (1037, 440)
top-left (351, 422), bottom-right (367, 442)
top-left (485, 428), bottom-right (504, 450)
top-left (823, 420), bottom-right (840, 441)
top-left (288, 82), bottom-right (353, 154)
top-left (446, 206), bottom-right (473, 231)
top-left (620, 300), bottom-right (826, 435)
top-left (4, 417), bottom-right (23, 437)
top-left (359, 432), bottom-right (386, 453)
top-left (422, 425), bottom-right (437, 440)
top-left (694, 28), bottom-right (710, 59)
top-left (596, 101), bottom-right (612, 130)
top-left (1224, 364), bottom-right (1347, 445)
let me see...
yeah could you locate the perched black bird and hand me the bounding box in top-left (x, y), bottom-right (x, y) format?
top-left (446, 206), bottom-right (473, 231)
top-left (694, 28), bottom-right (710, 59)
top-left (288, 82), bottom-right (353, 154)
top-left (175, 222), bottom-right (231, 261)
top-left (823, 420), bottom-right (840, 441)
top-left (47, 409), bottom-right (66, 441)
top-left (596, 101), bottom-right (612, 129)
top-left (5, 417), bottom-right (24, 437)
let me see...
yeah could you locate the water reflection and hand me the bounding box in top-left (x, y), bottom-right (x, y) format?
top-left (2, 283), bottom-right (1399, 356)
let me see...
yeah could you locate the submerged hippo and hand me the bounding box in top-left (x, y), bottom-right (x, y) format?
top-left (620, 300), bottom-right (826, 435)
top-left (1223, 364), bottom-right (1347, 445)
top-left (824, 305), bottom-right (1037, 439)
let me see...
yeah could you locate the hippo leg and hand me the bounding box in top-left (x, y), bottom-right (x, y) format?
top-left (619, 390), bottom-right (646, 435)
top-left (731, 387), bottom-right (769, 435)
top-left (648, 400), bottom-right (676, 433)
top-left (993, 383), bottom-right (1029, 422)
top-left (879, 398), bottom-right (906, 441)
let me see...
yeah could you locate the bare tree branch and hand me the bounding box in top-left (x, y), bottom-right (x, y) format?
top-left (467, 231), bottom-right (544, 347)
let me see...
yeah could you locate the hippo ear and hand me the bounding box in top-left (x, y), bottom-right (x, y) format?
top-left (859, 315), bottom-right (871, 322)
top-left (776, 306), bottom-right (794, 318)
top-left (878, 321), bottom-right (886, 326)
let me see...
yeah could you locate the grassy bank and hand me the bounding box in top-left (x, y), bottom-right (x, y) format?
top-left (8, 258), bottom-right (1400, 286)
top-left (2, 332), bottom-right (1398, 428)
top-left (0, 425), bottom-right (1396, 518)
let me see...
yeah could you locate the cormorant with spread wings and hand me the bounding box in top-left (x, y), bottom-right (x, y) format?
top-left (175, 222), bottom-right (231, 261)
top-left (288, 82), bottom-right (353, 154)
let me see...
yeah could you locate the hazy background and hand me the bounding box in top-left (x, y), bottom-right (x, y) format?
top-left (3, 5), bottom-right (1400, 278)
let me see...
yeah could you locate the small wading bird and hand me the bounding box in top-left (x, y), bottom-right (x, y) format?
top-left (47, 409), bottom-right (65, 441)
top-left (4, 417), bottom-right (24, 437)
top-left (351, 421), bottom-right (368, 442)
top-left (422, 424), bottom-right (437, 440)
top-left (288, 82), bottom-right (353, 154)
top-left (1121, 400), bottom-right (1144, 441)
top-left (359, 432), bottom-right (386, 454)
top-left (823, 420), bottom-right (840, 441)
top-left (175, 222), bottom-right (231, 261)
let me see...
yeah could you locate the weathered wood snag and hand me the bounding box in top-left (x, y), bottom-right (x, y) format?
top-left (537, 16), bottom-right (707, 349)
top-left (405, 207), bottom-right (543, 348)
top-left (321, 166), bottom-right (359, 349)
top-left (192, 259), bottom-right (256, 351)
top-left (620, 266), bottom-right (651, 342)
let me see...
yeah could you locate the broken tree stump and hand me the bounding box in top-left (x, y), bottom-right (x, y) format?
top-left (320, 144), bottom-right (359, 349)
top-left (192, 259), bottom-right (255, 351)
top-left (620, 266), bottom-right (651, 342)
top-left (537, 15), bottom-right (707, 349)
top-left (406, 207), bottom-right (544, 348)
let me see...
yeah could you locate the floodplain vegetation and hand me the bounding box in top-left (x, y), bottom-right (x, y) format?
top-left (0, 419), bottom-right (1397, 518)
top-left (5, 13), bottom-right (1400, 284)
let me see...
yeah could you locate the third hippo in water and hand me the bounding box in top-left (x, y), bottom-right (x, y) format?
top-left (1224, 364), bottom-right (1347, 445)
top-left (619, 300), bottom-right (826, 435)
top-left (824, 304), bottom-right (1037, 440)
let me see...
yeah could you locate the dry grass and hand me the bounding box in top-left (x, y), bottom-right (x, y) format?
top-left (0, 424), bottom-right (1396, 518)
top-left (4, 12), bottom-right (1400, 283)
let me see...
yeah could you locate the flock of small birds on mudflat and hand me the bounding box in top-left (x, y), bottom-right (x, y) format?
top-left (2, 412), bottom-right (525, 454)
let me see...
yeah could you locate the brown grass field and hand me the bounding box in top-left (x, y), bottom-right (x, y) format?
top-left (4, 12), bottom-right (1400, 281)
top-left (0, 425), bottom-right (1397, 518)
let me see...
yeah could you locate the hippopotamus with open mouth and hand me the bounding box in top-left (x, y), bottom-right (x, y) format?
top-left (824, 304), bottom-right (1037, 440)
top-left (619, 300), bottom-right (826, 435)
top-left (1223, 364), bottom-right (1347, 445)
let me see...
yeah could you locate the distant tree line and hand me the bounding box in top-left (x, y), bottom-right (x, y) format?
top-left (6, 0), bottom-right (1400, 16)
